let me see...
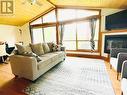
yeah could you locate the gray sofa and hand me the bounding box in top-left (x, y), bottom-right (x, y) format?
top-left (10, 44), bottom-right (66, 81)
top-left (110, 48), bottom-right (127, 79)
top-left (121, 60), bottom-right (127, 95)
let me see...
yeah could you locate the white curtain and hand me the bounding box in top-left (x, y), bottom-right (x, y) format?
top-left (90, 18), bottom-right (97, 51)
top-left (59, 24), bottom-right (64, 45)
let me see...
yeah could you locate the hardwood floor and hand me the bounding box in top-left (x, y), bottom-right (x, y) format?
top-left (0, 63), bottom-right (30, 95)
top-left (0, 58), bottom-right (121, 95)
top-left (105, 61), bottom-right (121, 95)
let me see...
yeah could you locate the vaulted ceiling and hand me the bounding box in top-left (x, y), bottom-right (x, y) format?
top-left (0, 0), bottom-right (127, 26)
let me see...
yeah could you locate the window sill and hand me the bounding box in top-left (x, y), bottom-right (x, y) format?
top-left (66, 51), bottom-right (100, 56)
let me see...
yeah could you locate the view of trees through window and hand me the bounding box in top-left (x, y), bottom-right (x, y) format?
top-left (30, 8), bottom-right (100, 51)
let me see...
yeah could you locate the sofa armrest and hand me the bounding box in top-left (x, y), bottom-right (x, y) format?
top-left (117, 53), bottom-right (127, 73)
top-left (110, 48), bottom-right (127, 58)
top-left (121, 60), bottom-right (127, 79)
top-left (10, 55), bottom-right (38, 78)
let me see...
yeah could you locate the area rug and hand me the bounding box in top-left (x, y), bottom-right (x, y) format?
top-left (23, 57), bottom-right (115, 95)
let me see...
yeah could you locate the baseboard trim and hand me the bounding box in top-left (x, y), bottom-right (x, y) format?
top-left (67, 53), bottom-right (102, 59)
top-left (66, 53), bottom-right (110, 62)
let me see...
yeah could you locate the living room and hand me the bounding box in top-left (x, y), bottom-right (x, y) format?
top-left (0, 0), bottom-right (127, 95)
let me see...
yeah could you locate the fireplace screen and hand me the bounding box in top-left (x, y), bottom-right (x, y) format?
top-left (104, 35), bottom-right (127, 54)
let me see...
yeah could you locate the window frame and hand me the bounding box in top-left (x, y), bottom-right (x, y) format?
top-left (29, 7), bottom-right (101, 52)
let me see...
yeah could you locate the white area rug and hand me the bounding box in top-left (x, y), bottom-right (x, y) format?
top-left (24, 57), bottom-right (115, 95)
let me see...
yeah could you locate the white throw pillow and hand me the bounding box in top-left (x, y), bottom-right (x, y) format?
top-left (30, 43), bottom-right (44, 56)
top-left (43, 43), bottom-right (50, 53)
top-left (15, 44), bottom-right (32, 54)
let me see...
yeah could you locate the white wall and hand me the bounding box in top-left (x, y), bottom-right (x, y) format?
top-left (0, 23), bottom-right (31, 47)
top-left (20, 23), bottom-right (31, 45)
top-left (0, 24), bottom-right (20, 46)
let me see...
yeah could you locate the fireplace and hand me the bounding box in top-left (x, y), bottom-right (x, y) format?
top-left (104, 34), bottom-right (127, 54)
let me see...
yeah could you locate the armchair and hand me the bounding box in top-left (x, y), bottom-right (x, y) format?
top-left (110, 48), bottom-right (127, 79)
top-left (121, 60), bottom-right (127, 95)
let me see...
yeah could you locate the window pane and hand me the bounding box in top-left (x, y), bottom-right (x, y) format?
top-left (30, 18), bottom-right (42, 25)
top-left (32, 28), bottom-right (43, 43)
top-left (44, 27), bottom-right (56, 43)
top-left (77, 10), bottom-right (99, 19)
top-left (63, 41), bottom-right (76, 50)
top-left (58, 9), bottom-right (99, 21)
top-left (77, 21), bottom-right (91, 40)
top-left (63, 23), bottom-right (76, 40)
top-left (78, 41), bottom-right (98, 50)
top-left (43, 10), bottom-right (56, 23)
top-left (78, 41), bottom-right (91, 50)
top-left (58, 9), bottom-right (76, 21)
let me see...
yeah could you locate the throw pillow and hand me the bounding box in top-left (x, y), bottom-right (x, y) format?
top-left (30, 43), bottom-right (44, 56)
top-left (52, 43), bottom-right (59, 52)
top-left (23, 52), bottom-right (41, 62)
top-left (47, 42), bottom-right (54, 52)
top-left (42, 43), bottom-right (50, 53)
top-left (15, 44), bottom-right (32, 55)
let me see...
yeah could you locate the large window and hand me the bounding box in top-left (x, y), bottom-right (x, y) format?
top-left (30, 10), bottom-right (56, 44)
top-left (77, 21), bottom-right (91, 50)
top-left (59, 9), bottom-right (100, 51)
top-left (32, 28), bottom-right (43, 43)
top-left (30, 18), bottom-right (42, 25)
top-left (58, 9), bottom-right (99, 21)
top-left (58, 9), bottom-right (76, 21)
top-left (32, 26), bottom-right (56, 44)
top-left (43, 27), bottom-right (56, 43)
top-left (30, 8), bottom-right (100, 51)
top-left (43, 10), bottom-right (56, 23)
top-left (63, 23), bottom-right (76, 50)
top-left (62, 20), bottom-right (99, 50)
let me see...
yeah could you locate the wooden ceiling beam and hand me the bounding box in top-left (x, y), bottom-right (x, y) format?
top-left (46, 0), bottom-right (57, 8)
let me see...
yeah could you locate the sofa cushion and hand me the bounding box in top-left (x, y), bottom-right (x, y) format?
top-left (37, 56), bottom-right (52, 70)
top-left (15, 44), bottom-right (32, 54)
top-left (54, 51), bottom-right (65, 58)
top-left (47, 42), bottom-right (53, 52)
top-left (41, 53), bottom-right (57, 61)
top-left (43, 52), bottom-right (65, 61)
top-left (30, 43), bottom-right (44, 56)
top-left (43, 43), bottom-right (50, 53)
